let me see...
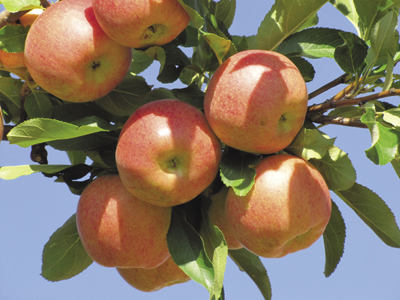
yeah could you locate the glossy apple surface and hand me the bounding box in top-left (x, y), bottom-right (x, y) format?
top-left (116, 256), bottom-right (190, 292)
top-left (24, 0), bottom-right (132, 102)
top-left (115, 99), bottom-right (222, 207)
top-left (204, 50), bottom-right (308, 154)
top-left (92, 0), bottom-right (190, 49)
top-left (76, 175), bottom-right (171, 268)
top-left (226, 154), bottom-right (331, 258)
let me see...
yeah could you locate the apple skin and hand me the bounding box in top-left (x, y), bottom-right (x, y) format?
top-left (115, 99), bottom-right (222, 207)
top-left (24, 0), bottom-right (132, 102)
top-left (225, 154), bottom-right (331, 258)
top-left (76, 175), bottom-right (172, 268)
top-left (116, 256), bottom-right (190, 292)
top-left (204, 50), bottom-right (308, 154)
top-left (0, 9), bottom-right (43, 70)
top-left (92, 0), bottom-right (190, 49)
top-left (208, 186), bottom-right (243, 249)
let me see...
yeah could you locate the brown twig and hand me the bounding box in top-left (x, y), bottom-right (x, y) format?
top-left (308, 88), bottom-right (400, 114)
top-left (309, 115), bottom-right (368, 128)
top-left (308, 73), bottom-right (349, 100)
top-left (2, 125), bottom-right (13, 141)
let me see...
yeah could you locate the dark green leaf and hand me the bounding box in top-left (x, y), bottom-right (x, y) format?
top-left (335, 182), bottom-right (400, 248)
top-left (177, 0), bottom-right (207, 30)
top-left (229, 248), bottom-right (272, 300)
top-left (171, 84), bottom-right (205, 109)
top-left (0, 25), bottom-right (29, 52)
top-left (288, 56), bottom-right (315, 82)
top-left (25, 92), bottom-right (53, 119)
top-left (278, 27), bottom-right (345, 59)
top-left (47, 132), bottom-right (117, 152)
top-left (309, 145), bottom-right (356, 191)
top-left (334, 31), bottom-right (368, 74)
top-left (0, 77), bottom-right (24, 123)
top-left (41, 214), bottom-right (93, 281)
top-left (129, 49), bottom-right (154, 75)
top-left (220, 152), bottom-right (262, 196)
top-left (167, 207), bottom-right (215, 293)
top-left (256, 0), bottom-right (329, 51)
top-left (323, 200), bottom-right (346, 277)
top-left (211, 0), bottom-right (236, 29)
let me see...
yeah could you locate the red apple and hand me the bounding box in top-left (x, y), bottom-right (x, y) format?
top-left (92, 0), bottom-right (190, 49)
top-left (208, 186), bottom-right (243, 249)
top-left (0, 9), bottom-right (43, 71)
top-left (116, 256), bottom-right (190, 292)
top-left (24, 0), bottom-right (132, 102)
top-left (204, 50), bottom-right (308, 154)
top-left (225, 154), bottom-right (331, 258)
top-left (115, 99), bottom-right (222, 207)
top-left (76, 175), bottom-right (171, 268)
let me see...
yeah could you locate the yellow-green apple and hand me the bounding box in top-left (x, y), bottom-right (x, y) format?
top-left (76, 175), bottom-right (172, 268)
top-left (225, 154), bottom-right (331, 258)
top-left (0, 9), bottom-right (43, 71)
top-left (24, 0), bottom-right (132, 102)
top-left (92, 0), bottom-right (190, 49)
top-left (204, 50), bottom-right (308, 154)
top-left (115, 99), bottom-right (222, 207)
top-left (207, 186), bottom-right (243, 249)
top-left (116, 256), bottom-right (190, 292)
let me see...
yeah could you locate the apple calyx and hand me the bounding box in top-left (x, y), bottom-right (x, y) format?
top-left (91, 61), bottom-right (101, 70)
top-left (142, 24), bottom-right (166, 44)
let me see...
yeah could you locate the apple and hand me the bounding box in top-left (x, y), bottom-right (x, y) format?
top-left (116, 256), bottom-right (190, 292)
top-left (92, 0), bottom-right (190, 49)
top-left (24, 0), bottom-right (132, 103)
top-left (115, 99), bottom-right (222, 207)
top-left (76, 174), bottom-right (172, 268)
top-left (204, 50), bottom-right (308, 154)
top-left (0, 9), bottom-right (43, 70)
top-left (207, 186), bottom-right (243, 249)
top-left (225, 154), bottom-right (331, 258)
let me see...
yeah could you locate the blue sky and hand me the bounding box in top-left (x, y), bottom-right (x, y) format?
top-left (1, 1), bottom-right (400, 300)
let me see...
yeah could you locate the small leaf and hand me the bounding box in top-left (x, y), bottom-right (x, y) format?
top-left (0, 25), bottom-right (29, 53)
top-left (129, 49), bottom-right (154, 75)
top-left (382, 108), bottom-right (400, 127)
top-left (287, 127), bottom-right (335, 160)
top-left (289, 56), bottom-right (315, 82)
top-left (7, 117), bottom-right (118, 147)
top-left (309, 145), bottom-right (357, 191)
top-left (0, 164), bottom-right (72, 180)
top-left (361, 108), bottom-right (400, 165)
top-left (200, 197), bottom-right (228, 300)
top-left (220, 152), bottom-right (262, 196)
top-left (390, 154), bottom-right (400, 180)
top-left (323, 200), bottom-right (346, 277)
top-left (177, 0), bottom-right (207, 30)
top-left (1, 0), bottom-right (41, 12)
top-left (0, 77), bottom-right (24, 123)
top-left (25, 92), bottom-right (53, 119)
top-left (41, 214), bottom-right (93, 281)
top-left (229, 248), bottom-right (272, 300)
top-left (256, 0), bottom-right (329, 51)
top-left (167, 207), bottom-right (215, 293)
top-left (202, 31), bottom-right (234, 64)
top-left (335, 182), bottom-right (400, 248)
top-left (334, 31), bottom-right (368, 74)
top-left (211, 0), bottom-right (236, 29)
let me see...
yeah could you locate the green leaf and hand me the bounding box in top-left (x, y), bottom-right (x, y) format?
top-left (7, 117), bottom-right (118, 148)
top-left (177, 0), bottom-right (207, 30)
top-left (229, 248), bottom-right (272, 300)
top-left (167, 207), bottom-right (215, 293)
top-left (129, 49), bottom-right (154, 75)
top-left (220, 152), bottom-right (262, 196)
top-left (328, 105), bottom-right (366, 118)
top-left (256, 0), bottom-right (329, 51)
top-left (25, 92), bottom-right (53, 119)
top-left (366, 9), bottom-right (399, 67)
top-left (309, 145), bottom-right (357, 191)
top-left (41, 214), bottom-right (93, 281)
top-left (0, 25), bottom-right (29, 53)
top-left (287, 127), bottom-right (335, 160)
top-left (211, 0), bottom-right (236, 29)
top-left (278, 27), bottom-right (345, 59)
top-left (390, 154), bottom-right (400, 179)
top-left (0, 164), bottom-right (71, 180)
top-left (382, 107), bottom-right (400, 126)
top-left (289, 56), bottom-right (315, 82)
top-left (334, 31), bottom-right (368, 74)
top-left (200, 198), bottom-right (228, 300)
top-left (0, 0), bottom-right (41, 12)
top-left (0, 77), bottom-right (24, 123)
top-left (323, 200), bottom-right (346, 277)
top-left (361, 107), bottom-right (400, 165)
top-left (202, 31), bottom-right (234, 64)
top-left (335, 182), bottom-right (400, 248)
top-left (94, 76), bottom-right (152, 117)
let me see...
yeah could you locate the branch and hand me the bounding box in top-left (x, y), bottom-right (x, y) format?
top-left (308, 88), bottom-right (400, 114)
top-left (308, 73), bottom-right (349, 100)
top-left (309, 115), bottom-right (368, 128)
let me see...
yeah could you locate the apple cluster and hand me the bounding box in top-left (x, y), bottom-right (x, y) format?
top-left (6, 0), bottom-right (332, 293)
